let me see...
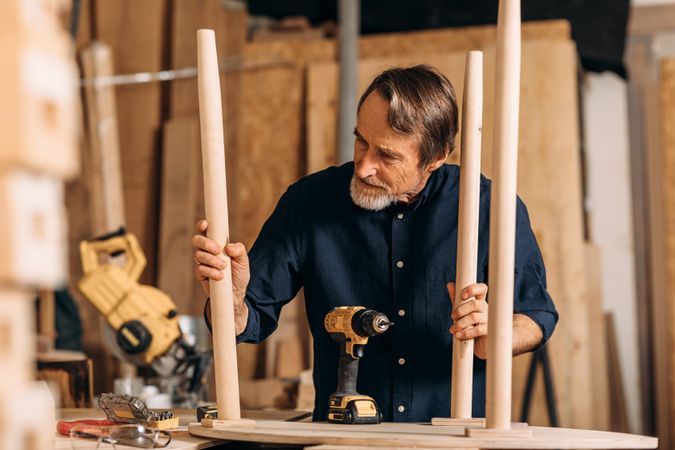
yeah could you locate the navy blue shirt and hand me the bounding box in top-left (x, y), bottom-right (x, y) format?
top-left (235, 162), bottom-right (558, 422)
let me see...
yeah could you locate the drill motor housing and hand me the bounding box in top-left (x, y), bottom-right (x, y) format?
top-left (324, 306), bottom-right (391, 424)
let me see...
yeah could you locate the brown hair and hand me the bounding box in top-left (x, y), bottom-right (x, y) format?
top-left (357, 64), bottom-right (459, 168)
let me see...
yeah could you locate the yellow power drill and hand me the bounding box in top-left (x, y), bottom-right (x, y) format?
top-left (324, 306), bottom-right (392, 424)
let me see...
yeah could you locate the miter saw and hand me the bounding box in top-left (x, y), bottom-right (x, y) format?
top-left (78, 227), bottom-right (212, 405)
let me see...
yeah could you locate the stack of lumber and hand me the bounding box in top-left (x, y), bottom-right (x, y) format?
top-left (0, 0), bottom-right (80, 447)
top-left (66, 1), bottom-right (610, 428)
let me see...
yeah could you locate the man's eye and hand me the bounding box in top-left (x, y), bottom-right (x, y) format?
top-left (379, 151), bottom-right (394, 160)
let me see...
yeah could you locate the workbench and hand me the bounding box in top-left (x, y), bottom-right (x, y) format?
top-left (55, 407), bottom-right (658, 449)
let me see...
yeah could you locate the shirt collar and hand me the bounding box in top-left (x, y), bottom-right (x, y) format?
top-left (388, 164), bottom-right (449, 213)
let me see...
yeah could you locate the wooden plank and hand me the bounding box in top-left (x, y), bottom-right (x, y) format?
top-left (37, 289), bottom-right (56, 352)
top-left (660, 57), bottom-right (675, 443)
top-left (512, 39), bottom-right (590, 430)
top-left (606, 312), bottom-right (630, 433)
top-left (307, 63), bottom-right (339, 173)
top-left (511, 230), bottom-right (549, 427)
top-left (189, 420), bottom-right (658, 448)
top-left (157, 118), bottom-right (203, 317)
top-left (80, 42), bottom-right (126, 234)
top-left (625, 36), bottom-right (658, 438)
top-left (626, 32), bottom-right (668, 439)
top-left (78, 38), bottom-right (131, 394)
top-left (359, 20), bottom-right (569, 58)
top-left (94, 0), bottom-right (167, 285)
top-left (274, 335), bottom-right (305, 379)
top-left (74, 0), bottom-right (94, 51)
top-left (239, 378), bottom-right (294, 410)
top-left (629, 4), bottom-right (675, 36)
top-left (304, 39), bottom-right (591, 429)
top-left (585, 245), bottom-right (610, 430)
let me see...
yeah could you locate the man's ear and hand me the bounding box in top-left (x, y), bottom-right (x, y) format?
top-left (426, 149), bottom-right (450, 173)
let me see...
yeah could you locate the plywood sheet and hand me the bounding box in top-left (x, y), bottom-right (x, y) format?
top-left (305, 39), bottom-right (591, 428)
top-left (359, 20), bottom-right (570, 58)
top-left (243, 20), bottom-right (570, 66)
top-left (585, 244), bottom-right (610, 430)
top-left (94, 0), bottom-right (167, 285)
top-left (659, 57), bottom-right (675, 440)
top-left (189, 420), bottom-right (657, 449)
top-left (157, 118), bottom-right (203, 317)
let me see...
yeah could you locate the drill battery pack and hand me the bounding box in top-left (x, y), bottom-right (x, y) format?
top-left (328, 395), bottom-right (383, 424)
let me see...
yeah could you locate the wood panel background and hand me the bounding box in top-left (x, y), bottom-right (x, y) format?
top-left (660, 57), bottom-right (675, 444)
top-left (628, 4), bottom-right (675, 442)
top-left (304, 39), bottom-right (595, 429)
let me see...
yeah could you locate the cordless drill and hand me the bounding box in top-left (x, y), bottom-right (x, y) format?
top-left (324, 306), bottom-right (391, 424)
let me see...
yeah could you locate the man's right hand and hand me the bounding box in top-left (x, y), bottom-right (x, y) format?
top-left (192, 219), bottom-right (250, 335)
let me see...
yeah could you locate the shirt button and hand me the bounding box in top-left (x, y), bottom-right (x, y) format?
top-left (397, 405), bottom-right (406, 413)
top-left (398, 309), bottom-right (405, 317)
top-left (398, 358), bottom-right (406, 365)
top-left (397, 213), bottom-right (404, 219)
top-left (396, 260), bottom-right (404, 269)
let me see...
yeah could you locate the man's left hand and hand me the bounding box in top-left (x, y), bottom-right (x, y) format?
top-left (447, 282), bottom-right (488, 359)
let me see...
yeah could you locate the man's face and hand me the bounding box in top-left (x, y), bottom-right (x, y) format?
top-left (350, 91), bottom-right (443, 211)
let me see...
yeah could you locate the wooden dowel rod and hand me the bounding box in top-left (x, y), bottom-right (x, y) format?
top-left (485, 0), bottom-right (521, 430)
top-left (38, 289), bottom-right (55, 352)
top-left (451, 50), bottom-right (483, 419)
top-left (197, 28), bottom-right (242, 420)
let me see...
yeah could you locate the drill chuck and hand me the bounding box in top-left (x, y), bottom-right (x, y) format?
top-left (353, 309), bottom-right (391, 337)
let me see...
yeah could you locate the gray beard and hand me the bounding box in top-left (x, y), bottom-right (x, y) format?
top-left (349, 175), bottom-right (396, 211)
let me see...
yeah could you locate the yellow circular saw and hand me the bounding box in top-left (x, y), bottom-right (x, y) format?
top-left (78, 228), bottom-right (182, 371)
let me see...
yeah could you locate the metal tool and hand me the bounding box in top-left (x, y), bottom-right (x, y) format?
top-left (98, 392), bottom-right (179, 430)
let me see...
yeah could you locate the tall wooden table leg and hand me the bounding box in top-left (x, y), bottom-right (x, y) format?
top-left (197, 28), bottom-right (254, 429)
top-left (466, 0), bottom-right (531, 438)
top-left (432, 50), bottom-right (485, 428)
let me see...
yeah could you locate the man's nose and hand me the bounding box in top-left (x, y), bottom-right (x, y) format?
top-left (354, 149), bottom-right (377, 179)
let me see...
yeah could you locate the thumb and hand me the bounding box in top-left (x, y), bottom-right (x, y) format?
top-left (224, 242), bottom-right (247, 259)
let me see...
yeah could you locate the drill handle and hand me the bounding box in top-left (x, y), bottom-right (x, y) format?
top-left (336, 352), bottom-right (359, 395)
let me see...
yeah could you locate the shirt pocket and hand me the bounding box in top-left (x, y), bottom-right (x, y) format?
top-left (424, 269), bottom-right (454, 333)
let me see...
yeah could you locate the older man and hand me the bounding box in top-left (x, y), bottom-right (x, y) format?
top-left (192, 65), bottom-right (558, 422)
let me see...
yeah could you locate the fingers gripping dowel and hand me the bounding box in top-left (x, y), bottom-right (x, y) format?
top-left (196, 29), bottom-right (254, 428)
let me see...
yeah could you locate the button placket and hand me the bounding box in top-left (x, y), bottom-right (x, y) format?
top-left (391, 210), bottom-right (411, 420)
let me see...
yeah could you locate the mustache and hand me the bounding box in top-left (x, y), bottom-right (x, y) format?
top-left (358, 176), bottom-right (388, 189)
